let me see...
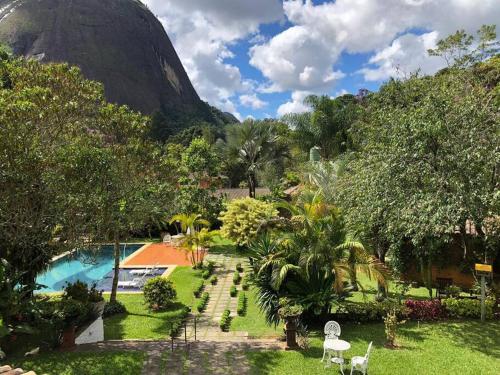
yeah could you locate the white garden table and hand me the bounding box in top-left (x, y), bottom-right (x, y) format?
top-left (324, 339), bottom-right (350, 372)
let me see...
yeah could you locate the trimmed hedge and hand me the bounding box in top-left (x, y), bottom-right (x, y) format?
top-left (405, 299), bottom-right (445, 321)
top-left (230, 285), bottom-right (238, 297)
top-left (193, 279), bottom-right (205, 298)
top-left (206, 261), bottom-right (215, 273)
top-left (236, 263), bottom-right (243, 272)
top-left (442, 297), bottom-right (495, 319)
top-left (220, 309), bottom-right (231, 331)
top-left (202, 270), bottom-right (211, 279)
top-left (233, 271), bottom-right (241, 285)
top-left (168, 306), bottom-right (191, 338)
top-left (210, 275), bottom-right (218, 285)
top-left (237, 293), bottom-right (247, 316)
top-left (197, 292), bottom-right (210, 313)
top-left (333, 301), bottom-right (408, 322)
top-left (241, 275), bottom-right (249, 291)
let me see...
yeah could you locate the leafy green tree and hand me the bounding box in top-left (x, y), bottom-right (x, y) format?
top-left (338, 27), bottom-right (499, 297)
top-left (219, 197), bottom-right (278, 247)
top-left (225, 120), bottom-right (289, 197)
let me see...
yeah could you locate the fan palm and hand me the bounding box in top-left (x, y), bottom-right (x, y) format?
top-left (169, 213), bottom-right (210, 234)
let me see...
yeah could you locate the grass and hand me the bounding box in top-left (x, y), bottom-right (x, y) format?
top-left (104, 266), bottom-right (203, 339)
top-left (346, 273), bottom-right (435, 303)
top-left (247, 320), bottom-right (500, 375)
top-left (10, 351), bottom-right (145, 375)
top-left (231, 288), bottom-right (283, 338)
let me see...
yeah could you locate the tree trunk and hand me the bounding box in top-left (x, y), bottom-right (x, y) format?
top-left (248, 173), bottom-right (256, 198)
top-left (110, 234), bottom-right (121, 303)
top-left (375, 245), bottom-right (387, 299)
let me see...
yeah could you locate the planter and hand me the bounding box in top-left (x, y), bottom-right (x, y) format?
top-left (284, 316), bottom-right (299, 350)
top-left (61, 326), bottom-right (76, 349)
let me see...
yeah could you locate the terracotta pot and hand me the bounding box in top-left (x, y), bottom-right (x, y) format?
top-left (61, 326), bottom-right (76, 349)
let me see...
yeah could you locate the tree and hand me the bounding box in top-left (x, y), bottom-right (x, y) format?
top-left (225, 120), bottom-right (289, 198)
top-left (219, 197), bottom-right (278, 247)
top-left (337, 27), bottom-right (499, 297)
top-left (284, 93), bottom-right (363, 159)
top-left (250, 194), bottom-right (388, 324)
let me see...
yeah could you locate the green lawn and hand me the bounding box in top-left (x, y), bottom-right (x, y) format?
top-left (104, 266), bottom-right (203, 339)
top-left (247, 320), bottom-right (500, 375)
top-left (231, 288), bottom-right (283, 338)
top-left (11, 351), bottom-right (145, 375)
top-left (346, 273), bottom-right (435, 303)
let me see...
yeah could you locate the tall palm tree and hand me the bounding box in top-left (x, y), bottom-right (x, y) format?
top-left (225, 120), bottom-right (288, 198)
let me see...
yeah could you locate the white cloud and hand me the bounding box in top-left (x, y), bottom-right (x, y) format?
top-left (334, 89), bottom-right (349, 98)
top-left (277, 91), bottom-right (312, 117)
top-left (359, 31), bottom-right (444, 81)
top-left (239, 94), bottom-right (268, 109)
top-left (250, 0), bottom-right (500, 96)
top-left (143, 0), bottom-right (283, 116)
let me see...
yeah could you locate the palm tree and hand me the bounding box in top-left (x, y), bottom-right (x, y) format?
top-left (225, 120), bottom-right (288, 198)
top-left (169, 213), bottom-right (211, 267)
top-left (250, 195), bottom-right (389, 323)
top-left (169, 213), bottom-right (210, 234)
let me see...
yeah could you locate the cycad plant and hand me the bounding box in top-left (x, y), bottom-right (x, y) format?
top-left (250, 193), bottom-right (389, 325)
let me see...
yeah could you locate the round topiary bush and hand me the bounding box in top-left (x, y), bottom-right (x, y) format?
top-left (143, 277), bottom-right (177, 311)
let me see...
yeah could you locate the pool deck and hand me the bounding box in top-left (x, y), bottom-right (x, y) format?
top-left (120, 243), bottom-right (202, 278)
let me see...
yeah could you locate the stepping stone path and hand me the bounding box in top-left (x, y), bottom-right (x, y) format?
top-left (183, 254), bottom-right (251, 341)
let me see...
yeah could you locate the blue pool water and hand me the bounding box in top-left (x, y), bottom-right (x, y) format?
top-left (36, 244), bottom-right (143, 292)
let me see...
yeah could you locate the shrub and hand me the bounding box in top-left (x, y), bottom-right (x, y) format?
top-left (206, 261), bottom-right (215, 273)
top-left (236, 263), bottom-right (243, 272)
top-left (202, 270), bottom-right (211, 279)
top-left (230, 285), bottom-right (238, 297)
top-left (210, 275), bottom-right (218, 285)
top-left (442, 297), bottom-right (495, 319)
top-left (193, 279), bottom-right (205, 298)
top-left (63, 281), bottom-right (103, 303)
top-left (103, 301), bottom-right (127, 317)
top-left (55, 299), bottom-right (91, 328)
top-left (384, 308), bottom-right (406, 348)
top-left (405, 299), bottom-right (445, 321)
top-left (197, 292), bottom-right (210, 313)
top-left (143, 277), bottom-right (177, 311)
top-left (219, 197), bottom-right (278, 246)
top-left (233, 271), bottom-right (241, 285)
top-left (219, 309), bottom-right (231, 331)
top-left (241, 275), bottom-right (250, 291)
top-left (445, 285), bottom-right (461, 298)
top-left (237, 293), bottom-right (247, 316)
top-left (334, 301), bottom-right (408, 322)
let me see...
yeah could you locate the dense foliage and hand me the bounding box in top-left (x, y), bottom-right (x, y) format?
top-left (143, 277), bottom-right (177, 311)
top-left (219, 197), bottom-right (278, 246)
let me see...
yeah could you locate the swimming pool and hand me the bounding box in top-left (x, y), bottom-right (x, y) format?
top-left (36, 244), bottom-right (143, 292)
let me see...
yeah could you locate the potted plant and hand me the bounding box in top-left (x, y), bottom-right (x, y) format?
top-left (278, 299), bottom-right (303, 350)
top-left (57, 299), bottom-right (90, 349)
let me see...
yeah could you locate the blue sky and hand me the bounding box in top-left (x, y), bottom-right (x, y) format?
top-left (144, 0), bottom-right (498, 120)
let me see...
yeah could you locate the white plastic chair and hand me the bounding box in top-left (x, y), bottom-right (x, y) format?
top-left (321, 321), bottom-right (341, 362)
top-left (350, 341), bottom-right (373, 375)
top-left (163, 233), bottom-right (172, 243)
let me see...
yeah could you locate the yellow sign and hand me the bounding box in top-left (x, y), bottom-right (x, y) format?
top-left (475, 264), bottom-right (492, 273)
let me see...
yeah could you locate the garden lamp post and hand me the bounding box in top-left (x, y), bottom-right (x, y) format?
top-left (474, 263), bottom-right (492, 322)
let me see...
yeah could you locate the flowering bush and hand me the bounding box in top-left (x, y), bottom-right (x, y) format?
top-left (405, 299), bottom-right (445, 321)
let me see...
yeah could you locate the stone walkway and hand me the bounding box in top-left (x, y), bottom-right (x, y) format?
top-left (183, 254), bottom-right (251, 341)
top-left (76, 339), bottom-right (283, 375)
